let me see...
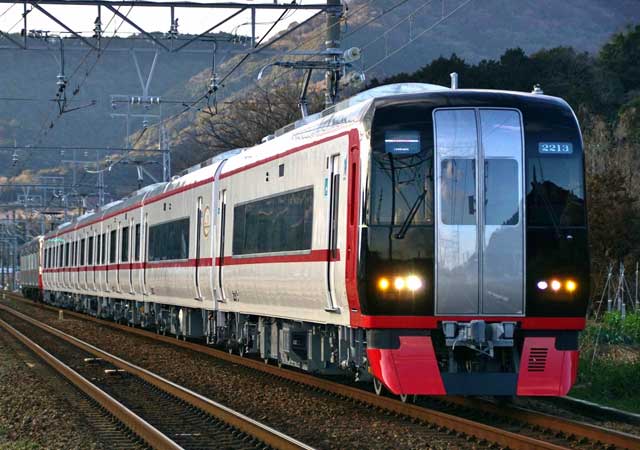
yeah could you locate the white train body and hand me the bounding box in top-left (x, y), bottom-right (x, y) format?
top-left (38, 92), bottom-right (376, 366)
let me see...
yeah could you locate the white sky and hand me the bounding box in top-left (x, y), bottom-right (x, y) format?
top-left (0, 1), bottom-right (319, 40)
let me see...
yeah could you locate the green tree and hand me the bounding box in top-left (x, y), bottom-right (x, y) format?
top-left (599, 25), bottom-right (640, 94)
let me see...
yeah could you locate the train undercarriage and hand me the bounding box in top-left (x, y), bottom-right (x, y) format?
top-left (43, 290), bottom-right (372, 382)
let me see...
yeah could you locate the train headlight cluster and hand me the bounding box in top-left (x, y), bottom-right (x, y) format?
top-left (537, 278), bottom-right (577, 294)
top-left (377, 275), bottom-right (423, 293)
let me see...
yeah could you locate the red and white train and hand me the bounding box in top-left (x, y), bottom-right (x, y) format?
top-left (20, 83), bottom-right (590, 397)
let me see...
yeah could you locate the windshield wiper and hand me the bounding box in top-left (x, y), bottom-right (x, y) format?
top-left (394, 189), bottom-right (427, 239)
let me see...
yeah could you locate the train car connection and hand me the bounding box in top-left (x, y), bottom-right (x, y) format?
top-left (28, 82), bottom-right (588, 397)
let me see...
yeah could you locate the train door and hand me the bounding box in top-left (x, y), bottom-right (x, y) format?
top-left (195, 196), bottom-right (203, 300)
top-left (217, 189), bottom-right (227, 302)
top-left (434, 108), bottom-right (524, 316)
top-left (326, 154), bottom-right (341, 312)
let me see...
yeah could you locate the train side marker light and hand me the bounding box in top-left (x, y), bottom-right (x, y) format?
top-left (566, 280), bottom-right (577, 293)
top-left (378, 278), bottom-right (390, 291)
top-left (537, 281), bottom-right (548, 290)
top-left (551, 280), bottom-right (562, 292)
top-left (406, 275), bottom-right (423, 291)
top-left (394, 277), bottom-right (405, 291)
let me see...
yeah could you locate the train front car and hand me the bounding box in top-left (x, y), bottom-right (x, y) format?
top-left (361, 90), bottom-right (589, 396)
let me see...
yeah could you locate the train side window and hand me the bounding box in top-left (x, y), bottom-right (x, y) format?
top-left (59, 244), bottom-right (64, 267)
top-left (134, 224), bottom-right (141, 261)
top-left (80, 238), bottom-right (86, 266)
top-left (96, 234), bottom-right (101, 265)
top-left (101, 233), bottom-right (106, 265)
top-left (88, 236), bottom-right (94, 265)
top-left (121, 226), bottom-right (129, 262)
top-left (65, 242), bottom-right (70, 267)
top-left (148, 218), bottom-right (190, 261)
top-left (232, 187), bottom-right (313, 255)
top-left (110, 229), bottom-right (117, 264)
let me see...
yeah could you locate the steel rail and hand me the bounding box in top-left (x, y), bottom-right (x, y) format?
top-left (0, 317), bottom-right (182, 450)
top-left (1, 296), bottom-right (575, 450)
top-left (447, 397), bottom-right (640, 450)
top-left (0, 302), bottom-right (313, 450)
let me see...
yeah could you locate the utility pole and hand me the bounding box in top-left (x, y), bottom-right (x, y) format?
top-left (325, 0), bottom-right (342, 108)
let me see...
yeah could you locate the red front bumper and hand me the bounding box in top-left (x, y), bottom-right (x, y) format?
top-left (367, 335), bottom-right (578, 396)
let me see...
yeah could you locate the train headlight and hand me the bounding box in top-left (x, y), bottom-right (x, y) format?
top-left (377, 277), bottom-right (390, 291)
top-left (566, 280), bottom-right (577, 293)
top-left (551, 279), bottom-right (562, 292)
top-left (394, 277), bottom-right (405, 291)
top-left (537, 281), bottom-right (548, 290)
top-left (406, 275), bottom-right (423, 292)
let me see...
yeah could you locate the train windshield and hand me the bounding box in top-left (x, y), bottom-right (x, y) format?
top-left (369, 105), bottom-right (434, 227)
top-left (525, 106), bottom-right (586, 227)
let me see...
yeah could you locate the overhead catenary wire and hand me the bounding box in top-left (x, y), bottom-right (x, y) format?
top-left (7, 3), bottom-right (137, 183)
top-left (159, 0), bottom-right (302, 127)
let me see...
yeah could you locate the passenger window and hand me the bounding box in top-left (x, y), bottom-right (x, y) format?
top-left (148, 218), bottom-right (190, 261)
top-left (232, 188), bottom-right (313, 255)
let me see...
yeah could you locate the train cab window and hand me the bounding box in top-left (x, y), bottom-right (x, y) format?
top-left (485, 159), bottom-right (518, 225)
top-left (369, 106), bottom-right (434, 227)
top-left (232, 188), bottom-right (313, 255)
top-left (134, 224), bottom-right (141, 262)
top-left (80, 238), bottom-right (86, 266)
top-left (148, 218), bottom-right (190, 261)
top-left (110, 230), bottom-right (117, 264)
top-left (121, 226), bottom-right (129, 262)
top-left (525, 106), bottom-right (586, 227)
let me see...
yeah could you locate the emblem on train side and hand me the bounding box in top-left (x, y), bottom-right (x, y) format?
top-left (203, 206), bottom-right (211, 237)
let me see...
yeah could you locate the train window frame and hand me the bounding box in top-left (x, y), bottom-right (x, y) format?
top-left (232, 186), bottom-right (314, 257)
top-left (148, 217), bottom-right (191, 262)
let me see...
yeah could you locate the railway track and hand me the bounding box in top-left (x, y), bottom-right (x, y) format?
top-left (4, 293), bottom-right (640, 450)
top-left (0, 301), bottom-right (312, 450)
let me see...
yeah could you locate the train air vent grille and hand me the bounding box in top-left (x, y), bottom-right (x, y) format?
top-left (527, 348), bottom-right (548, 372)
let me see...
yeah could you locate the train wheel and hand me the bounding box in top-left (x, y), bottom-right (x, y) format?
top-left (373, 377), bottom-right (384, 396)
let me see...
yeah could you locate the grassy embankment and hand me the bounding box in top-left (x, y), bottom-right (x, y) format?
top-left (571, 312), bottom-right (640, 413)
